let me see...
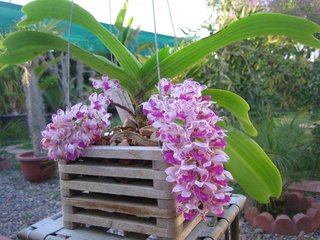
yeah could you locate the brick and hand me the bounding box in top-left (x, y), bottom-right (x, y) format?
top-left (311, 202), bottom-right (320, 211)
top-left (254, 212), bottom-right (274, 233)
top-left (272, 214), bottom-right (296, 235)
top-left (287, 181), bottom-right (320, 193)
top-left (244, 206), bottom-right (260, 226)
top-left (306, 196), bottom-right (316, 208)
top-left (306, 208), bottom-right (320, 230)
top-left (299, 197), bottom-right (309, 212)
top-left (293, 213), bottom-right (313, 234)
top-left (286, 192), bottom-right (304, 213)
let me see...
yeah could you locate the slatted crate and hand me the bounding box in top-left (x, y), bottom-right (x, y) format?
top-left (59, 146), bottom-right (201, 240)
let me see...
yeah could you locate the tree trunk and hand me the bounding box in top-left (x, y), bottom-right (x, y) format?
top-left (21, 61), bottom-right (47, 157)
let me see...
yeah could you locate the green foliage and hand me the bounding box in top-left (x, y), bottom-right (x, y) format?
top-left (254, 111), bottom-right (319, 183)
top-left (267, 0), bottom-right (320, 25)
top-left (0, 66), bottom-right (25, 114)
top-left (0, 0), bottom-right (320, 203)
top-left (203, 89), bottom-right (257, 136)
top-left (201, 0), bottom-right (320, 116)
top-left (0, 119), bottom-right (30, 146)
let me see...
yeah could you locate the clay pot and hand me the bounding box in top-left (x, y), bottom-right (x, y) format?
top-left (0, 157), bottom-right (11, 171)
top-left (16, 151), bottom-right (56, 182)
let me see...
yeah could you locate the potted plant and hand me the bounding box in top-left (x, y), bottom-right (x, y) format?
top-left (0, 0), bottom-right (319, 237)
top-left (14, 59), bottom-right (56, 182)
top-left (1, 32), bottom-right (56, 181)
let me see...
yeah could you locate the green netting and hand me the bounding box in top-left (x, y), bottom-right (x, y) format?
top-left (0, 1), bottom-right (175, 54)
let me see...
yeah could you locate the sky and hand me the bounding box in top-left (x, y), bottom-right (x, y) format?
top-left (6, 0), bottom-right (212, 37)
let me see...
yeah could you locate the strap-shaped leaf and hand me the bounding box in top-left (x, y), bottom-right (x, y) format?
top-left (225, 131), bottom-right (282, 203)
top-left (143, 13), bottom-right (320, 88)
top-left (203, 89), bottom-right (257, 137)
top-left (19, 0), bottom-right (141, 77)
top-left (0, 31), bottom-right (141, 95)
top-left (137, 47), bottom-right (171, 92)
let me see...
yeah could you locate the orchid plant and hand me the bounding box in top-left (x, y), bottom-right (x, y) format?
top-left (0, 0), bottom-right (320, 217)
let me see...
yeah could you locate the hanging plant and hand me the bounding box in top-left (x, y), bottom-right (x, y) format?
top-left (0, 0), bottom-right (320, 219)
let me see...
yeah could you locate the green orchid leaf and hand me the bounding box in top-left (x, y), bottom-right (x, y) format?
top-left (225, 131), bottom-right (282, 203)
top-left (19, 0), bottom-right (141, 76)
top-left (115, 0), bottom-right (128, 31)
top-left (0, 31), bottom-right (141, 95)
top-left (203, 89), bottom-right (257, 137)
top-left (143, 13), bottom-right (320, 88)
top-left (137, 47), bottom-right (171, 90)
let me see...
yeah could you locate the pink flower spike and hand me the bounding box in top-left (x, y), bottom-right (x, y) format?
top-left (142, 78), bottom-right (233, 221)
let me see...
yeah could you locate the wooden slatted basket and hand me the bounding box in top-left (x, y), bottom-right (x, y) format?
top-left (59, 145), bottom-right (201, 240)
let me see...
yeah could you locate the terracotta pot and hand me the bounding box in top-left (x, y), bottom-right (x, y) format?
top-left (0, 157), bottom-right (11, 170)
top-left (16, 151), bottom-right (56, 182)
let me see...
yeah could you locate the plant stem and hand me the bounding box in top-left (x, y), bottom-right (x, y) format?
top-left (110, 100), bottom-right (136, 118)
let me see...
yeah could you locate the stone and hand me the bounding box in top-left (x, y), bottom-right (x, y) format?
top-left (272, 214), bottom-right (296, 235)
top-left (0, 236), bottom-right (10, 240)
top-left (293, 213), bottom-right (313, 234)
top-left (253, 228), bottom-right (264, 234)
top-left (306, 208), bottom-right (320, 230)
top-left (254, 212), bottom-right (274, 233)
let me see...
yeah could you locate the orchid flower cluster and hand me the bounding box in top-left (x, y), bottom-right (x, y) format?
top-left (143, 79), bottom-right (233, 220)
top-left (41, 76), bottom-right (119, 160)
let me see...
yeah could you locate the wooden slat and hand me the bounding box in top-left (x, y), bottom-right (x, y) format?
top-left (27, 217), bottom-right (64, 240)
top-left (59, 162), bottom-right (166, 180)
top-left (184, 220), bottom-right (208, 240)
top-left (177, 214), bottom-right (202, 240)
top-left (62, 193), bottom-right (176, 218)
top-left (58, 227), bottom-right (128, 240)
top-left (63, 211), bottom-right (173, 238)
top-left (83, 146), bottom-right (163, 161)
top-left (60, 178), bottom-right (172, 199)
top-left (152, 159), bottom-right (170, 170)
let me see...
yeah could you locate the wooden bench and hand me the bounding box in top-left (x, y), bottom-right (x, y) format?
top-left (17, 194), bottom-right (246, 240)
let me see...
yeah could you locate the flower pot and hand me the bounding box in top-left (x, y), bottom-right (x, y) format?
top-left (16, 151), bottom-right (56, 182)
top-left (0, 157), bottom-right (11, 171)
top-left (59, 145), bottom-right (201, 239)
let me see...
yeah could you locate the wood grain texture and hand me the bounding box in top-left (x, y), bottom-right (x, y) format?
top-left (83, 146), bottom-right (163, 160)
top-left (59, 146), bottom-right (211, 239)
top-left (62, 193), bottom-right (176, 218)
top-left (59, 162), bottom-right (166, 180)
top-left (63, 210), bottom-right (171, 238)
top-left (60, 178), bottom-right (172, 199)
